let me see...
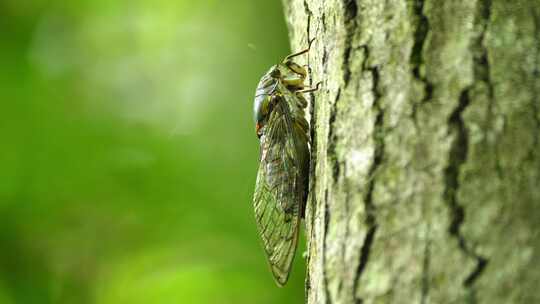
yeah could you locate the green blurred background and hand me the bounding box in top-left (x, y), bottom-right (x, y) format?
top-left (0, 1), bottom-right (306, 303)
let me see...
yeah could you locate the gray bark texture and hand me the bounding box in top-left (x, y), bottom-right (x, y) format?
top-left (282, 0), bottom-right (540, 303)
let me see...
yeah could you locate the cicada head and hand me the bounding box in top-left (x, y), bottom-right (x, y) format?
top-left (276, 60), bottom-right (307, 88)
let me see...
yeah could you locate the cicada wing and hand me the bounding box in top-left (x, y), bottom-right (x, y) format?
top-left (253, 99), bottom-right (306, 286)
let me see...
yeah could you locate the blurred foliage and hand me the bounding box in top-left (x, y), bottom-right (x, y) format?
top-left (0, 0), bottom-right (306, 303)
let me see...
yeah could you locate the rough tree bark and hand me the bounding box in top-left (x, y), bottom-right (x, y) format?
top-left (282, 0), bottom-right (540, 303)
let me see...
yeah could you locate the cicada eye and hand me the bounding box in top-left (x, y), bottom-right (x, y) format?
top-left (254, 94), bottom-right (274, 137)
top-left (270, 68), bottom-right (281, 78)
top-left (254, 94), bottom-right (273, 124)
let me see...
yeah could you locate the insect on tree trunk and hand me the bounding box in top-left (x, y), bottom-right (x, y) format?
top-left (281, 0), bottom-right (540, 303)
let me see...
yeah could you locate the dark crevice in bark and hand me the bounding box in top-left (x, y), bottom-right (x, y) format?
top-left (342, 0), bottom-right (358, 86)
top-left (444, 89), bottom-right (489, 293)
top-left (326, 0), bottom-right (342, 184)
top-left (420, 232), bottom-right (431, 304)
top-left (476, 0), bottom-right (495, 147)
top-left (339, 181), bottom-right (352, 298)
top-left (478, 0), bottom-right (493, 100)
top-left (304, 0), bottom-right (313, 41)
top-left (328, 89), bottom-right (342, 183)
top-left (472, 0), bottom-right (503, 181)
top-left (323, 189), bottom-right (331, 304)
top-left (308, 14), bottom-right (329, 299)
top-left (528, 9), bottom-right (540, 160)
top-left (306, 69), bottom-right (317, 304)
top-left (352, 226), bottom-right (377, 304)
top-left (410, 0), bottom-right (429, 77)
top-left (441, 0), bottom-right (493, 293)
top-left (464, 257), bottom-right (488, 287)
top-left (410, 0), bottom-right (433, 90)
top-left (360, 46), bottom-right (370, 71)
top-left (410, 0), bottom-right (434, 124)
top-left (464, 0), bottom-right (491, 288)
top-left (309, 4), bottom-right (331, 301)
top-left (353, 51), bottom-right (383, 303)
top-left (304, 0), bottom-right (315, 249)
top-left (305, 259), bottom-right (312, 301)
top-left (322, 49), bottom-right (329, 70)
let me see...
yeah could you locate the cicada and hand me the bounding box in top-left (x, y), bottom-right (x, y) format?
top-left (252, 39), bottom-right (319, 286)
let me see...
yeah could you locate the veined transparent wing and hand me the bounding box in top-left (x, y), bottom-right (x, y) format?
top-left (253, 95), bottom-right (307, 286)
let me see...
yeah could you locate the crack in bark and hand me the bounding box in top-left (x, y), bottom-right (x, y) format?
top-left (472, 0), bottom-right (505, 182)
top-left (475, 0), bottom-right (507, 183)
top-left (342, 0), bottom-right (358, 86)
top-left (441, 0), bottom-right (494, 294)
top-left (327, 89), bottom-right (342, 184)
top-left (410, 0), bottom-right (433, 100)
top-left (420, 230), bottom-right (431, 304)
top-left (303, 3), bottom-right (315, 297)
top-left (323, 81), bottom-right (339, 304)
top-left (304, 0), bottom-right (313, 41)
top-left (353, 50), bottom-right (383, 303)
top-left (528, 8), bottom-right (540, 161)
top-left (476, 0), bottom-right (495, 148)
top-left (352, 225), bottom-right (377, 304)
top-left (324, 87), bottom-right (348, 301)
top-left (307, 69), bottom-right (317, 304)
top-left (323, 189), bottom-right (332, 304)
top-left (341, 173), bottom-right (352, 299)
top-left (478, 0), bottom-right (493, 100)
top-left (462, 0), bottom-right (492, 287)
top-left (444, 89), bottom-right (489, 292)
top-left (410, 0), bottom-right (434, 126)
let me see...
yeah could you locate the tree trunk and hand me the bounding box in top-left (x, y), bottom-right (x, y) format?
top-left (282, 0), bottom-right (540, 303)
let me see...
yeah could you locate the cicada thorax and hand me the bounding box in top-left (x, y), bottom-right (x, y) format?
top-left (274, 83), bottom-right (309, 141)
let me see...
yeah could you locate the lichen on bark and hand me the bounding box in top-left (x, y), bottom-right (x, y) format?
top-left (282, 0), bottom-right (540, 303)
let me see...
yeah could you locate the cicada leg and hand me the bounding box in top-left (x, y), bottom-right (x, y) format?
top-left (284, 38), bottom-right (316, 61)
top-left (295, 81), bottom-right (322, 94)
